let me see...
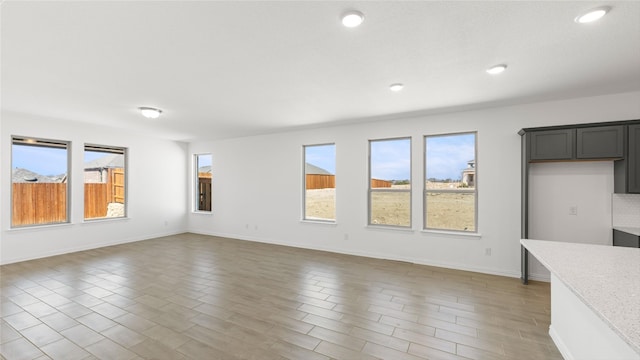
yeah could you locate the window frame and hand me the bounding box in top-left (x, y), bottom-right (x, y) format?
top-left (423, 131), bottom-right (478, 233)
top-left (368, 136), bottom-right (412, 229)
top-left (194, 153), bottom-right (213, 213)
top-left (83, 144), bottom-right (128, 221)
top-left (302, 143), bottom-right (336, 223)
top-left (11, 136), bottom-right (71, 228)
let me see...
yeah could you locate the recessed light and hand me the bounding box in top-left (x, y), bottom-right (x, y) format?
top-left (575, 6), bottom-right (610, 23)
top-left (486, 64), bottom-right (507, 75)
top-left (389, 83), bottom-right (404, 92)
top-left (342, 10), bottom-right (364, 28)
top-left (138, 107), bottom-right (162, 119)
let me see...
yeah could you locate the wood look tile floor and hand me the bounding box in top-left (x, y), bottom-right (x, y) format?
top-left (0, 233), bottom-right (562, 360)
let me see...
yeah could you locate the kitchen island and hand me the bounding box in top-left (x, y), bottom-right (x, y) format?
top-left (520, 239), bottom-right (639, 360)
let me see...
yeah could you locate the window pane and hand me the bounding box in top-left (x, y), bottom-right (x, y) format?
top-left (370, 191), bottom-right (411, 226)
top-left (12, 137), bottom-right (69, 227)
top-left (84, 145), bottom-right (126, 220)
top-left (369, 138), bottom-right (411, 227)
top-left (425, 192), bottom-right (475, 231)
top-left (424, 132), bottom-right (476, 232)
top-left (196, 154), bottom-right (212, 212)
top-left (304, 144), bottom-right (335, 221)
top-left (370, 138), bottom-right (411, 188)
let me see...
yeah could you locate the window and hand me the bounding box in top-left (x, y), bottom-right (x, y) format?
top-left (195, 154), bottom-right (212, 212)
top-left (11, 136), bottom-right (70, 227)
top-left (424, 132), bottom-right (477, 232)
top-left (303, 144), bottom-right (336, 222)
top-left (369, 137), bottom-right (411, 227)
top-left (84, 145), bottom-right (127, 220)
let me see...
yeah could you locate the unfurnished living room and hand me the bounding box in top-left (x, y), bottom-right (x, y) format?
top-left (1, 1), bottom-right (639, 360)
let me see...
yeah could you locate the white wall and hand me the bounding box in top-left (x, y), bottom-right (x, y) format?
top-left (0, 111), bottom-right (189, 264)
top-left (188, 91), bottom-right (640, 279)
top-left (528, 162), bottom-right (614, 279)
top-left (612, 193), bottom-right (640, 228)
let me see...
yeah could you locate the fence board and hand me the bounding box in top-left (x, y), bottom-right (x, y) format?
top-left (12, 183), bottom-right (67, 226)
top-left (84, 183), bottom-right (109, 219)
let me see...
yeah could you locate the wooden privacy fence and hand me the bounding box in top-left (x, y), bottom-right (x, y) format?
top-left (111, 168), bottom-right (125, 204)
top-left (198, 172), bottom-right (212, 211)
top-left (371, 179), bottom-right (392, 188)
top-left (306, 174), bottom-right (335, 190)
top-left (84, 183), bottom-right (109, 219)
top-left (306, 175), bottom-right (393, 190)
top-left (85, 168), bottom-right (125, 219)
top-left (13, 168), bottom-right (126, 225)
top-left (12, 183), bottom-right (67, 226)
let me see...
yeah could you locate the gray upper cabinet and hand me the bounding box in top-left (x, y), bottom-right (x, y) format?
top-left (529, 129), bottom-right (575, 160)
top-left (577, 125), bottom-right (624, 159)
top-left (614, 124), bottom-right (640, 194)
top-left (628, 124), bottom-right (640, 193)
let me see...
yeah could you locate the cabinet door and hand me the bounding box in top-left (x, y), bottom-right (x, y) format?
top-left (529, 129), bottom-right (575, 160)
top-left (577, 125), bottom-right (624, 159)
top-left (629, 124), bottom-right (640, 193)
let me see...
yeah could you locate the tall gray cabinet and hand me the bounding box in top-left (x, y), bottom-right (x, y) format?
top-left (519, 120), bottom-right (639, 284)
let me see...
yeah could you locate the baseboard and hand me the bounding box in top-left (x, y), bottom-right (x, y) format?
top-left (1, 230), bottom-right (186, 265)
top-left (527, 272), bottom-right (551, 282)
top-left (188, 229), bottom-right (524, 280)
top-left (549, 324), bottom-right (574, 360)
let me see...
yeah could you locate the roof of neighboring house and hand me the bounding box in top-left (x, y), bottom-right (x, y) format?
top-left (198, 165), bottom-right (212, 173)
top-left (305, 163), bottom-right (333, 175)
top-left (12, 168), bottom-right (61, 183)
top-left (84, 154), bottom-right (124, 170)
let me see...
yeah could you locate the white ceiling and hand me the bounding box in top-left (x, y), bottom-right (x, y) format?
top-left (2, 1), bottom-right (640, 142)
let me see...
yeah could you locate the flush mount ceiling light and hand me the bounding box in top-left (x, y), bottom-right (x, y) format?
top-left (342, 10), bottom-right (364, 28)
top-left (486, 64), bottom-right (507, 75)
top-left (138, 107), bottom-right (162, 119)
top-left (575, 6), bottom-right (611, 23)
top-left (389, 83), bottom-right (404, 92)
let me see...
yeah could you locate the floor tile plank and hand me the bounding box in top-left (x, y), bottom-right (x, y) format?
top-left (0, 234), bottom-right (562, 359)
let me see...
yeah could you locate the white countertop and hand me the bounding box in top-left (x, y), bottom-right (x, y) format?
top-left (521, 239), bottom-right (640, 355)
top-left (615, 227), bottom-right (640, 236)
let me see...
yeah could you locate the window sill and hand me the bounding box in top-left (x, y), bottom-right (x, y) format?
top-left (192, 211), bottom-right (213, 215)
top-left (82, 217), bottom-right (130, 224)
top-left (300, 219), bottom-right (337, 226)
top-left (421, 229), bottom-right (482, 238)
top-left (8, 222), bottom-right (72, 232)
top-left (365, 225), bottom-right (415, 233)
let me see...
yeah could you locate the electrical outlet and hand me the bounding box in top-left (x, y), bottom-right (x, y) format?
top-left (344, 233), bottom-right (349, 241)
top-left (569, 206), bottom-right (578, 215)
top-left (485, 248), bottom-right (492, 256)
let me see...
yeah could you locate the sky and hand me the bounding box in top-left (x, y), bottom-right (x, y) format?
top-left (12, 145), bottom-right (113, 176)
top-left (304, 134), bottom-right (475, 181)
top-left (15, 135), bottom-right (474, 180)
top-left (426, 133), bottom-right (475, 181)
top-left (12, 144), bottom-right (68, 176)
top-left (197, 154), bottom-right (212, 168)
top-left (370, 138), bottom-right (411, 180)
top-left (305, 144), bottom-right (336, 174)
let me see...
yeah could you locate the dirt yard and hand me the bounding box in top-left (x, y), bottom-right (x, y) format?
top-left (305, 185), bottom-right (475, 231)
top-left (304, 188), bottom-right (336, 221)
top-left (425, 192), bottom-right (475, 231)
